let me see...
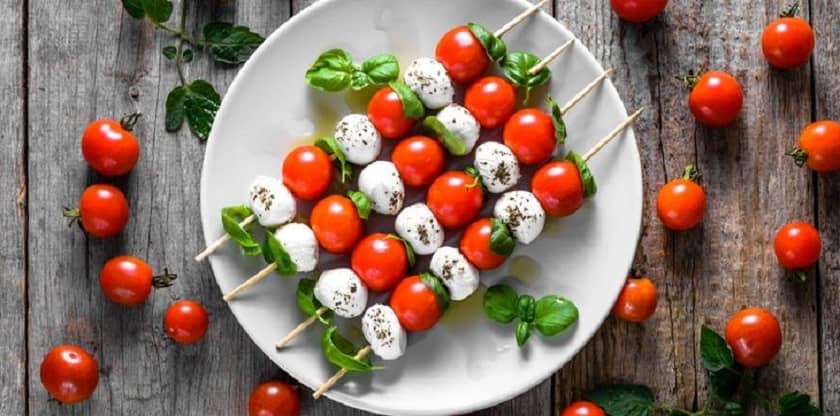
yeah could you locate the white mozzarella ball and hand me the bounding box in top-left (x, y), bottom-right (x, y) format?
top-left (474, 142), bottom-right (521, 193)
top-left (314, 268), bottom-right (368, 318)
top-left (248, 176), bottom-right (296, 227)
top-left (358, 161), bottom-right (405, 215)
top-left (273, 223), bottom-right (318, 272)
top-left (362, 304), bottom-right (407, 360)
top-left (404, 58), bottom-right (454, 110)
top-left (438, 104), bottom-right (480, 154)
top-left (395, 203), bottom-right (444, 255)
top-left (493, 191), bottom-right (546, 245)
top-left (334, 114), bottom-right (382, 165)
top-left (430, 247), bottom-right (480, 301)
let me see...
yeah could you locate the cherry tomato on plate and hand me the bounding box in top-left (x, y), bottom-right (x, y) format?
top-left (351, 233), bottom-right (409, 292)
top-left (561, 401), bottom-right (606, 416)
top-left (82, 114), bottom-right (141, 176)
top-left (725, 308), bottom-right (782, 368)
top-left (465, 76), bottom-right (516, 129)
top-left (503, 109), bottom-right (556, 165)
top-left (460, 218), bottom-right (507, 270)
top-left (282, 145), bottom-right (333, 200)
top-left (248, 380), bottom-right (301, 416)
top-left (391, 135), bottom-right (445, 187)
top-left (656, 165), bottom-right (706, 231)
top-left (531, 160), bottom-right (584, 217)
top-left (435, 25), bottom-right (490, 84)
top-left (390, 274), bottom-right (448, 332)
top-left (687, 71), bottom-right (743, 128)
top-left (65, 184), bottom-right (129, 238)
top-left (311, 195), bottom-right (365, 254)
top-left (774, 221), bottom-right (821, 270)
top-left (789, 121), bottom-right (840, 173)
top-left (100, 256), bottom-right (176, 306)
top-left (164, 300), bottom-right (209, 345)
top-left (40, 345), bottom-right (99, 404)
top-left (426, 170), bottom-right (484, 229)
top-left (612, 276), bottom-right (657, 323)
top-left (609, 0), bottom-right (668, 22)
top-left (761, 5), bottom-right (815, 70)
top-left (368, 86), bottom-right (416, 139)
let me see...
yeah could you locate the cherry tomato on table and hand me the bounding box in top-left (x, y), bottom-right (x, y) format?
top-left (65, 184), bottom-right (129, 238)
top-left (774, 221), bottom-right (821, 270)
top-left (40, 345), bottom-right (99, 404)
top-left (612, 276), bottom-right (657, 323)
top-left (435, 25), bottom-right (490, 84)
top-left (426, 170), bottom-right (484, 229)
top-left (311, 195), bottom-right (365, 254)
top-left (503, 109), bottom-right (556, 165)
top-left (100, 256), bottom-right (176, 306)
top-left (789, 121), bottom-right (840, 173)
top-left (391, 135), bottom-right (445, 187)
top-left (531, 160), bottom-right (584, 217)
top-left (82, 114), bottom-right (141, 176)
top-left (390, 274), bottom-right (447, 332)
top-left (656, 165), bottom-right (706, 231)
top-left (460, 218), bottom-right (508, 270)
top-left (164, 299), bottom-right (209, 345)
top-left (248, 380), bottom-right (301, 416)
top-left (561, 401), bottom-right (606, 416)
top-left (761, 5), bottom-right (815, 70)
top-left (368, 86), bottom-right (416, 139)
top-left (609, 0), bottom-right (669, 23)
top-left (687, 71), bottom-right (743, 128)
top-left (282, 145), bottom-right (333, 200)
top-left (351, 233), bottom-right (409, 292)
top-left (465, 76), bottom-right (516, 129)
top-left (725, 308), bottom-right (782, 368)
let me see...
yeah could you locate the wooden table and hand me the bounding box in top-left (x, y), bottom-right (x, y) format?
top-left (3, 0), bottom-right (837, 414)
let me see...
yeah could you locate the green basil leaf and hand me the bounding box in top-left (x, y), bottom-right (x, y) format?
top-left (296, 279), bottom-right (333, 325)
top-left (515, 321), bottom-right (531, 347)
top-left (181, 49), bottom-right (193, 63)
top-left (422, 116), bottom-right (467, 156)
top-left (359, 54), bottom-right (400, 89)
top-left (221, 205), bottom-right (261, 256)
top-left (321, 326), bottom-right (380, 373)
top-left (162, 46), bottom-right (177, 60)
top-left (464, 165), bottom-right (486, 193)
top-left (347, 190), bottom-right (372, 220)
top-left (779, 391), bottom-right (822, 416)
top-left (483, 284), bottom-right (519, 324)
top-left (516, 294), bottom-right (536, 323)
top-left (141, 0), bottom-right (173, 23)
top-left (700, 325), bottom-right (734, 372)
top-left (389, 234), bottom-right (416, 267)
top-left (420, 272), bottom-right (450, 313)
top-left (305, 49), bottom-right (355, 92)
top-left (565, 151), bottom-right (597, 198)
top-left (466, 23), bottom-right (507, 61)
top-left (707, 365), bottom-right (742, 399)
top-left (314, 136), bottom-right (353, 183)
top-left (720, 401), bottom-right (745, 416)
top-left (264, 231), bottom-right (297, 276)
top-left (389, 81), bottom-right (424, 120)
top-left (121, 0), bottom-right (145, 18)
top-left (547, 96), bottom-right (567, 145)
top-left (534, 295), bottom-right (579, 336)
top-left (202, 22), bottom-right (265, 64)
top-left (489, 218), bottom-right (515, 257)
top-left (501, 51), bottom-right (551, 104)
top-left (165, 80), bottom-right (221, 141)
top-left (585, 384), bottom-right (655, 416)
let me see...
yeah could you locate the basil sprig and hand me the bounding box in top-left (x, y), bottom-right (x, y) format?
top-left (347, 190), bottom-right (372, 220)
top-left (296, 279), bottom-right (333, 325)
top-left (314, 136), bottom-right (353, 183)
top-left (221, 205), bottom-right (261, 256)
top-left (203, 22), bottom-right (265, 65)
top-left (547, 96), bottom-right (567, 145)
top-left (489, 218), bottom-right (515, 257)
top-left (467, 23), bottom-right (507, 61)
top-left (166, 79), bottom-right (221, 141)
top-left (565, 151), bottom-right (597, 198)
top-left (306, 49), bottom-right (399, 92)
top-left (420, 272), bottom-right (450, 313)
top-left (422, 116), bottom-right (468, 156)
top-left (322, 326), bottom-right (380, 373)
top-left (389, 81), bottom-right (425, 120)
top-left (501, 51), bottom-right (552, 104)
top-left (262, 232), bottom-right (297, 276)
top-left (483, 284), bottom-right (578, 347)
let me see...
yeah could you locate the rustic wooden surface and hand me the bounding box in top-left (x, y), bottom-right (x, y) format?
top-left (5, 0), bottom-right (834, 415)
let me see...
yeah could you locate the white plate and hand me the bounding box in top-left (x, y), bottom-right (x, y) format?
top-left (200, 0), bottom-right (642, 414)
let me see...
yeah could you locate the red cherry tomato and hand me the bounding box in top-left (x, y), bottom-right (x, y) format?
top-left (774, 221), bottom-right (821, 270)
top-left (282, 145), bottom-right (333, 200)
top-left (70, 184), bottom-right (130, 238)
top-left (792, 121), bottom-right (840, 173)
top-left (426, 171), bottom-right (484, 229)
top-left (391, 135), bottom-right (445, 187)
top-left (368, 86), bottom-right (415, 139)
top-left (351, 233), bottom-right (408, 292)
top-left (688, 71), bottom-right (743, 128)
top-left (503, 109), bottom-right (556, 165)
top-left (99, 255), bottom-right (170, 306)
top-left (531, 161), bottom-right (584, 217)
top-left (164, 300), bottom-right (209, 345)
top-left (561, 401), bottom-right (606, 416)
top-left (612, 277), bottom-right (657, 323)
top-left (82, 117), bottom-right (140, 176)
top-left (248, 380), bottom-right (301, 416)
top-left (465, 76), bottom-right (516, 129)
top-left (311, 195), bottom-right (364, 254)
top-left (435, 25), bottom-right (490, 84)
top-left (761, 14), bottom-right (815, 70)
top-left (656, 167), bottom-right (706, 231)
top-left (460, 218), bottom-right (507, 270)
top-left (390, 275), bottom-right (443, 332)
top-left (609, 0), bottom-right (668, 23)
top-left (40, 345), bottom-right (99, 404)
top-left (725, 308), bottom-right (782, 368)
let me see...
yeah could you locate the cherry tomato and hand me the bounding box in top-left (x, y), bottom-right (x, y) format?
top-left (561, 401), bottom-right (606, 416)
top-left (164, 300), bottom-right (209, 345)
top-left (687, 71), bottom-right (743, 128)
top-left (531, 161), bottom-right (584, 217)
top-left (791, 121), bottom-right (840, 173)
top-left (435, 25), bottom-right (489, 84)
top-left (40, 345), bottom-right (99, 404)
top-left (368, 86), bottom-right (415, 139)
top-left (99, 255), bottom-right (174, 306)
top-left (82, 116), bottom-right (140, 176)
top-left (426, 171), bottom-right (484, 229)
top-left (248, 380), bottom-right (301, 416)
top-left (460, 218), bottom-right (507, 270)
top-left (725, 308), bottom-right (782, 368)
top-left (311, 195), bottom-right (364, 254)
top-left (503, 109), bottom-right (556, 165)
top-left (609, 0), bottom-right (668, 23)
top-left (761, 13), bottom-right (815, 70)
top-left (774, 221), bottom-right (821, 270)
top-left (68, 184), bottom-right (130, 238)
top-left (351, 233), bottom-right (408, 292)
top-left (612, 277), bottom-right (657, 323)
top-left (282, 145), bottom-right (333, 200)
top-left (391, 135), bottom-right (445, 187)
top-left (465, 76), bottom-right (516, 129)
top-left (390, 275), bottom-right (443, 332)
top-left (656, 167), bottom-right (706, 231)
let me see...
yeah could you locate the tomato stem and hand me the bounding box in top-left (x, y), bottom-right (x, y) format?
top-left (119, 112), bottom-right (142, 131)
top-left (62, 206), bottom-right (81, 228)
top-left (674, 73), bottom-right (700, 90)
top-left (785, 147), bottom-right (808, 167)
top-left (781, 1), bottom-right (800, 18)
top-left (682, 165), bottom-right (702, 182)
top-left (152, 268), bottom-right (178, 288)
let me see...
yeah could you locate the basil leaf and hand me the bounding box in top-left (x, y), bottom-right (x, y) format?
top-left (389, 234), bottom-right (416, 267)
top-left (181, 49), bottom-right (193, 63)
top-left (141, 0), bottom-right (173, 23)
top-left (422, 116), bottom-right (467, 156)
top-left (358, 54), bottom-right (399, 89)
top-left (501, 51), bottom-right (551, 103)
top-left (700, 325), bottom-right (734, 372)
top-left (314, 136), bottom-right (353, 183)
top-left (221, 205), bottom-right (260, 256)
top-left (585, 384), bottom-right (655, 416)
top-left (162, 46), bottom-right (177, 60)
top-left (779, 391), bottom-right (822, 416)
top-left (464, 165), bottom-right (486, 193)
top-left (306, 49), bottom-right (355, 92)
top-left (708, 366), bottom-right (742, 400)
top-left (489, 218), bottom-right (515, 257)
top-left (483, 284), bottom-right (519, 324)
top-left (203, 22), bottom-right (265, 65)
top-left (565, 151), bottom-right (597, 198)
top-left (533, 295), bottom-right (578, 336)
top-left (165, 80), bottom-right (221, 141)
top-left (720, 401), bottom-right (745, 416)
top-left (321, 326), bottom-right (380, 373)
top-left (296, 279), bottom-right (333, 325)
top-left (466, 23), bottom-right (507, 61)
top-left (389, 81), bottom-right (424, 120)
top-left (264, 231), bottom-right (297, 276)
top-left (516, 295), bottom-right (536, 323)
top-left (547, 96), bottom-right (567, 145)
top-left (347, 190), bottom-right (372, 220)
top-left (515, 321), bottom-right (531, 347)
top-left (121, 0), bottom-right (145, 18)
top-left (420, 272), bottom-right (450, 313)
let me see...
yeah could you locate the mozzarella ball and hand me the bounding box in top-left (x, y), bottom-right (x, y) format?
top-left (358, 161), bottom-right (405, 215)
top-left (273, 223), bottom-right (318, 272)
top-left (248, 176), bottom-right (296, 227)
top-left (493, 191), bottom-right (546, 244)
top-left (362, 304), bottom-right (407, 360)
top-left (334, 114), bottom-right (382, 165)
top-left (438, 104), bottom-right (480, 154)
top-left (430, 247), bottom-right (480, 301)
top-left (474, 142), bottom-right (521, 193)
top-left (395, 203), bottom-right (445, 255)
top-left (404, 58), bottom-right (455, 110)
top-left (314, 268), bottom-right (368, 318)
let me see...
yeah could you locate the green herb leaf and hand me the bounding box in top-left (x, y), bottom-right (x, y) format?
top-left (121, 0), bottom-right (145, 19)
top-left (389, 81), bottom-right (424, 119)
top-left (420, 272), bottom-right (450, 313)
top-left (306, 49), bottom-right (355, 92)
top-left (565, 151), bottom-right (597, 198)
top-left (263, 231), bottom-right (297, 276)
top-left (141, 0), bottom-right (173, 23)
top-left (489, 218), bottom-right (515, 257)
top-left (356, 54), bottom-right (400, 90)
top-left (221, 205), bottom-right (260, 256)
top-left (547, 96), bottom-right (567, 145)
top-left (585, 384), bottom-right (655, 416)
top-left (314, 136), bottom-right (353, 183)
top-left (467, 23), bottom-right (507, 61)
top-left (516, 321), bottom-right (531, 346)
top-left (422, 115), bottom-right (467, 156)
top-left (534, 295), bottom-right (579, 336)
top-left (321, 326), bottom-right (380, 373)
top-left (181, 49), bottom-right (193, 63)
top-left (162, 46), bottom-right (177, 60)
top-left (296, 279), bottom-right (333, 325)
top-left (483, 284), bottom-right (519, 324)
top-left (700, 325), bottom-right (734, 372)
top-left (203, 22), bottom-right (265, 65)
top-left (347, 190), bottom-right (372, 220)
top-left (778, 391), bottom-right (822, 416)
top-left (720, 401), bottom-right (745, 416)
top-left (708, 368), bottom-right (742, 399)
top-left (389, 234), bottom-right (416, 267)
top-left (516, 295), bottom-right (536, 323)
top-left (501, 51), bottom-right (552, 104)
top-left (165, 80), bottom-right (221, 141)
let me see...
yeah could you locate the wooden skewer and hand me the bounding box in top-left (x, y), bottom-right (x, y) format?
top-left (560, 69), bottom-right (614, 115)
top-left (194, 214), bottom-right (256, 262)
top-left (494, 0), bottom-right (549, 38)
top-left (275, 306), bottom-right (329, 349)
top-left (528, 38), bottom-right (575, 75)
top-left (312, 346), bottom-right (372, 399)
top-left (222, 263), bottom-right (276, 302)
top-left (582, 108), bottom-right (644, 162)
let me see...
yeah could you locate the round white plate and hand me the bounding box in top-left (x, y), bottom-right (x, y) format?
top-left (200, 0), bottom-right (642, 414)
